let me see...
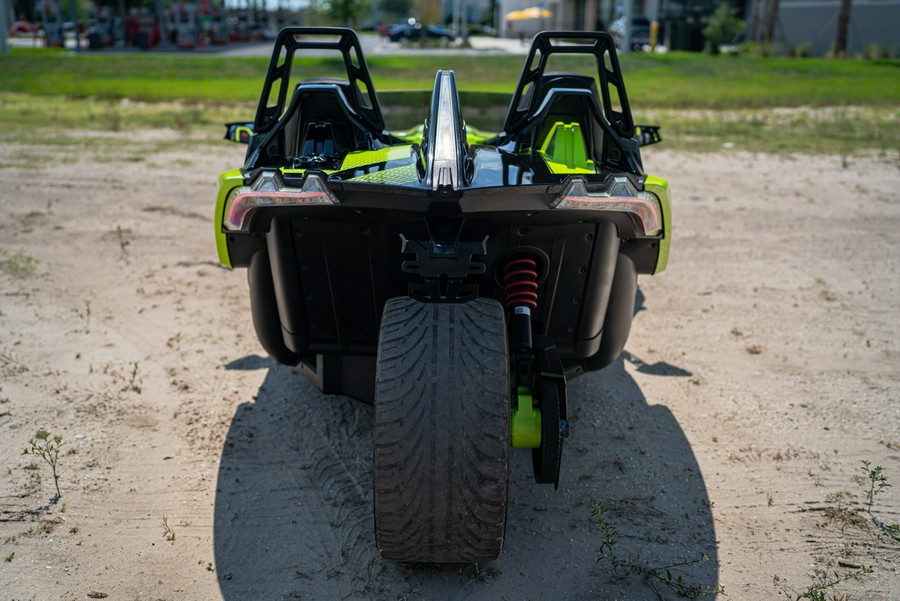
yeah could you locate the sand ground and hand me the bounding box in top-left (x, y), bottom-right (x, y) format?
top-left (0, 131), bottom-right (898, 600)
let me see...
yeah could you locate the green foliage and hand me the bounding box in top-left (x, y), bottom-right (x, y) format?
top-left (792, 43), bottom-right (813, 58)
top-left (861, 460), bottom-right (891, 512)
top-left (703, 2), bottom-right (745, 55)
top-left (591, 501), bottom-right (724, 598)
top-left (22, 430), bottom-right (64, 500)
top-left (320, 0), bottom-right (371, 26)
top-left (413, 0), bottom-right (442, 25)
top-left (0, 251), bottom-right (40, 279)
top-left (380, 0), bottom-right (412, 19)
top-left (776, 566), bottom-right (873, 601)
top-left (128, 360), bottom-right (141, 392)
top-left (858, 461), bottom-right (900, 541)
top-left (741, 40), bottom-right (778, 57)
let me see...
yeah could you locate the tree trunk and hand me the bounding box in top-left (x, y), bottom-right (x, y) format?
top-left (835, 0), bottom-right (852, 57)
top-left (764, 0), bottom-right (779, 42)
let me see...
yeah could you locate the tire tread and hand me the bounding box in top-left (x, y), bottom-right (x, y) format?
top-left (374, 297), bottom-right (509, 562)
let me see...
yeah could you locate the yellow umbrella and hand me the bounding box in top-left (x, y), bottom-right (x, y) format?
top-left (505, 6), bottom-right (553, 21)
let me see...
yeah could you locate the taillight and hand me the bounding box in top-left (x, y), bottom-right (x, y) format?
top-left (223, 172), bottom-right (339, 231)
top-left (551, 177), bottom-right (663, 237)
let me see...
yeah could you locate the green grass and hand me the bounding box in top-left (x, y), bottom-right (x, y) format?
top-left (1, 48), bottom-right (898, 155)
top-left (639, 106), bottom-right (899, 155)
top-left (3, 48), bottom-right (898, 108)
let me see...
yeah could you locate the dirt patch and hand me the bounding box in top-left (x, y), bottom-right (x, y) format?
top-left (0, 135), bottom-right (897, 600)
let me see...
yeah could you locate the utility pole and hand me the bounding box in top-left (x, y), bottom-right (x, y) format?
top-left (0, 0), bottom-right (9, 54)
top-left (70, 0), bottom-right (78, 49)
top-left (623, 0), bottom-right (633, 52)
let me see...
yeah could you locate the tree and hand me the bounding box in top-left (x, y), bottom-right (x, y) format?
top-left (413, 0), bottom-right (441, 25)
top-left (702, 2), bottom-right (745, 54)
top-left (380, 0), bottom-right (411, 20)
top-left (324, 0), bottom-right (371, 27)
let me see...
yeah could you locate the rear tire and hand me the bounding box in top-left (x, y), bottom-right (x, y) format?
top-left (373, 297), bottom-right (509, 562)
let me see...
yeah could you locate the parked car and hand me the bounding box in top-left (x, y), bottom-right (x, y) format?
top-left (9, 20), bottom-right (36, 35)
top-left (609, 15), bottom-right (651, 50)
top-left (387, 22), bottom-right (455, 42)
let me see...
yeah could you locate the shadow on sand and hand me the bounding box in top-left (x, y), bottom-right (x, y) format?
top-left (213, 347), bottom-right (718, 600)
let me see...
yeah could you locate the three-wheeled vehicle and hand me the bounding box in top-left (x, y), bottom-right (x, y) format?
top-left (215, 27), bottom-right (670, 563)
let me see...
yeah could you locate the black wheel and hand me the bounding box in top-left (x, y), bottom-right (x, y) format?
top-left (532, 377), bottom-right (561, 485)
top-left (373, 297), bottom-right (510, 563)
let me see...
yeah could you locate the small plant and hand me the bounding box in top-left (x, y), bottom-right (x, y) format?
top-left (4, 552), bottom-right (13, 563)
top-left (22, 430), bottom-right (64, 500)
top-left (594, 501), bottom-right (621, 557)
top-left (776, 565), bottom-right (872, 600)
top-left (471, 565), bottom-right (502, 581)
top-left (0, 252), bottom-right (40, 279)
top-left (860, 460), bottom-right (891, 512)
top-left (73, 299), bottom-right (91, 333)
top-left (592, 501), bottom-right (724, 598)
top-left (162, 516), bottom-right (175, 541)
top-left (116, 225), bottom-right (130, 258)
top-left (821, 491), bottom-right (867, 532)
top-left (792, 42), bottom-right (813, 58)
top-left (129, 360), bottom-right (141, 392)
top-left (858, 461), bottom-right (900, 541)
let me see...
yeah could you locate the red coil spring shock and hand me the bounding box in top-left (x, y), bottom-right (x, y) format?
top-left (503, 256), bottom-right (539, 311)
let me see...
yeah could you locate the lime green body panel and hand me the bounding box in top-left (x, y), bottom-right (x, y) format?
top-left (510, 386), bottom-right (541, 448)
top-left (391, 124), bottom-right (425, 145)
top-left (340, 145), bottom-right (414, 171)
top-left (349, 163), bottom-right (420, 184)
top-left (215, 169), bottom-right (245, 269)
top-left (538, 122), bottom-right (596, 174)
top-left (643, 175), bottom-right (671, 274)
top-left (464, 126), bottom-right (495, 146)
top-left (391, 125), bottom-right (495, 147)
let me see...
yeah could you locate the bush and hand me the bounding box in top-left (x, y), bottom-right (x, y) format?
top-left (792, 42), bottom-right (813, 58)
top-left (741, 40), bottom-right (778, 57)
top-left (703, 2), bottom-right (745, 55)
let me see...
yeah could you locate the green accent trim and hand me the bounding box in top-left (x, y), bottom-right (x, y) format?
top-left (214, 169), bottom-right (245, 269)
top-left (340, 145), bottom-right (414, 171)
top-left (349, 163), bottom-right (420, 184)
top-left (390, 124), bottom-right (496, 147)
top-left (233, 125), bottom-right (253, 142)
top-left (511, 386), bottom-right (541, 448)
top-left (643, 175), bottom-right (671, 274)
top-left (391, 124), bottom-right (425, 145)
top-left (538, 122), bottom-right (595, 174)
top-left (465, 125), bottom-right (495, 146)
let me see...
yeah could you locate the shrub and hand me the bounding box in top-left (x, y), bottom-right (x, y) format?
top-left (703, 2), bottom-right (745, 55)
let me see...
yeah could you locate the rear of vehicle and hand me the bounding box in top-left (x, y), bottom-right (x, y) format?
top-left (215, 28), bottom-right (670, 563)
